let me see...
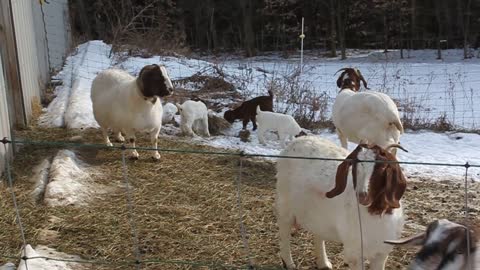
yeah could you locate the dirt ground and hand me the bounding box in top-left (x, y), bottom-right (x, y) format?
top-left (0, 127), bottom-right (479, 269)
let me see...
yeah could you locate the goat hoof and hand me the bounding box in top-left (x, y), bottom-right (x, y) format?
top-left (316, 264), bottom-right (332, 270)
top-left (151, 153), bottom-right (161, 161)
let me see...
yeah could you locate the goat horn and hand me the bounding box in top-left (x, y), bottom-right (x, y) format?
top-left (386, 144), bottom-right (408, 153)
top-left (354, 68), bottom-right (360, 77)
top-left (334, 68), bottom-right (349, 76)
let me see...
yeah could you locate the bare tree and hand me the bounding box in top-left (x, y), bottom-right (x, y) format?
top-left (464, 0), bottom-right (473, 59)
top-left (328, 0), bottom-right (337, 57)
top-left (240, 0), bottom-right (256, 57)
top-left (336, 0), bottom-right (347, 59)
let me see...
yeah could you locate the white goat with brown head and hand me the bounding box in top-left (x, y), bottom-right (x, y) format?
top-left (276, 136), bottom-right (408, 270)
top-left (332, 67), bottom-right (404, 155)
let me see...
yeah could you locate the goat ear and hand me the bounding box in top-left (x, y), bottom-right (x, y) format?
top-left (326, 145), bottom-right (362, 199)
top-left (361, 77), bottom-right (369, 90)
top-left (336, 72), bottom-right (345, 88)
top-left (384, 232), bottom-right (425, 247)
top-left (384, 163), bottom-right (407, 209)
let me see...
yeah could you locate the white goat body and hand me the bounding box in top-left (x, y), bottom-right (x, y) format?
top-left (332, 89), bottom-right (403, 152)
top-left (256, 106), bottom-right (303, 147)
top-left (91, 65), bottom-right (173, 159)
top-left (176, 100), bottom-right (210, 137)
top-left (276, 136), bottom-right (405, 270)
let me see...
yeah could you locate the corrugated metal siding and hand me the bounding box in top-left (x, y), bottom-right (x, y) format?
top-left (32, 1), bottom-right (50, 86)
top-left (10, 0), bottom-right (43, 123)
top-left (0, 54), bottom-right (12, 175)
top-left (41, 0), bottom-right (71, 71)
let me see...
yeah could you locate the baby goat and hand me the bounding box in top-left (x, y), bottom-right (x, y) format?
top-left (176, 100), bottom-right (210, 137)
top-left (385, 219), bottom-right (480, 270)
top-left (256, 106), bottom-right (305, 147)
top-left (223, 90), bottom-right (273, 130)
top-left (276, 136), bottom-right (408, 269)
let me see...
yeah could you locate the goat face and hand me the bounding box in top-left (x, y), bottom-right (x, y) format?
top-left (223, 110), bottom-right (236, 123)
top-left (385, 219), bottom-right (478, 270)
top-left (138, 64), bottom-right (174, 98)
top-left (326, 143), bottom-right (407, 215)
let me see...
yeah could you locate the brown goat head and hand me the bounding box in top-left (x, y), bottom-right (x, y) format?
top-left (326, 143), bottom-right (407, 215)
top-left (335, 68), bottom-right (369, 91)
top-left (137, 64), bottom-right (174, 98)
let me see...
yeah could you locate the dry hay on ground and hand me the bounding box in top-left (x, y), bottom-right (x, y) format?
top-left (1, 127), bottom-right (479, 269)
top-left (169, 74), bottom-right (241, 113)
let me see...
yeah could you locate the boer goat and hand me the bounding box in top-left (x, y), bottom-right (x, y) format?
top-left (91, 64), bottom-right (173, 160)
top-left (276, 136), bottom-right (408, 269)
top-left (332, 67), bottom-right (404, 155)
top-left (223, 90), bottom-right (273, 130)
top-left (385, 219), bottom-right (480, 270)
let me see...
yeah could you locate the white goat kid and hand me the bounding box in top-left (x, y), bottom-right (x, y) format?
top-left (176, 100), bottom-right (210, 137)
top-left (162, 103), bottom-right (178, 124)
top-left (332, 68), bottom-right (404, 155)
top-left (256, 106), bottom-right (305, 147)
top-left (385, 219), bottom-right (480, 270)
top-left (276, 136), bottom-right (407, 270)
top-left (91, 64), bottom-right (173, 160)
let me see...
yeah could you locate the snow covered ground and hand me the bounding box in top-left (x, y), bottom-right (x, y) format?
top-left (38, 40), bottom-right (480, 181)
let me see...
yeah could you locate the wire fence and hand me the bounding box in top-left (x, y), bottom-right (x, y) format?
top-left (38, 37), bottom-right (480, 132)
top-left (0, 137), bottom-right (479, 269)
top-left (3, 1), bottom-right (480, 268)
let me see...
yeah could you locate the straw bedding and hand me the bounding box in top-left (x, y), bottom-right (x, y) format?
top-left (0, 127), bottom-right (479, 269)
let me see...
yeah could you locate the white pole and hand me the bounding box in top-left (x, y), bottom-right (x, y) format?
top-left (300, 17), bottom-right (305, 73)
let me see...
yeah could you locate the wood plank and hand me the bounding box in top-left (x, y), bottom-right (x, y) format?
top-left (0, 0), bottom-right (26, 128)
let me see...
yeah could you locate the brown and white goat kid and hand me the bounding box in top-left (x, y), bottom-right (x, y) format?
top-left (385, 219), bottom-right (480, 270)
top-left (276, 136), bottom-right (407, 270)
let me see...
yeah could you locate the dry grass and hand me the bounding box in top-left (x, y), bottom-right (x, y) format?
top-left (1, 127), bottom-right (479, 269)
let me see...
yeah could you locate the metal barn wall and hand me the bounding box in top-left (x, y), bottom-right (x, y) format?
top-left (0, 54), bottom-right (12, 175)
top-left (41, 0), bottom-right (71, 71)
top-left (10, 0), bottom-right (44, 124)
top-left (32, 2), bottom-right (50, 87)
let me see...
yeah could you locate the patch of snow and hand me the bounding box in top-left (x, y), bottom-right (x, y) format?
top-left (44, 150), bottom-right (96, 207)
top-left (29, 158), bottom-right (51, 203)
top-left (18, 244), bottom-right (84, 270)
top-left (0, 262), bottom-right (15, 270)
top-left (181, 120), bottom-right (480, 182)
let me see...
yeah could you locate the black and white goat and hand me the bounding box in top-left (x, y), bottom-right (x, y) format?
top-left (385, 219), bottom-right (480, 270)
